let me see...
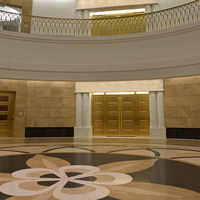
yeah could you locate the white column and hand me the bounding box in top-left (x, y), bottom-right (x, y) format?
top-left (76, 10), bottom-right (83, 19)
top-left (157, 91), bottom-right (165, 128)
top-left (75, 11), bottom-right (83, 37)
top-left (152, 5), bottom-right (158, 12)
top-left (145, 5), bottom-right (152, 32)
top-left (82, 93), bottom-right (91, 127)
top-left (83, 10), bottom-right (90, 19)
top-left (74, 92), bottom-right (92, 138)
top-left (152, 5), bottom-right (159, 31)
top-left (149, 91), bottom-right (166, 139)
top-left (75, 93), bottom-right (82, 127)
top-left (83, 10), bottom-right (91, 36)
top-left (149, 92), bottom-right (158, 128)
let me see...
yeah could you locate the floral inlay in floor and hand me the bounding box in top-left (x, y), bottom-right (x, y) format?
top-left (0, 155), bottom-right (133, 200)
top-left (0, 139), bottom-right (200, 200)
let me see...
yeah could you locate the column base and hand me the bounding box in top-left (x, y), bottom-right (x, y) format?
top-left (150, 128), bottom-right (166, 139)
top-left (74, 127), bottom-right (93, 138)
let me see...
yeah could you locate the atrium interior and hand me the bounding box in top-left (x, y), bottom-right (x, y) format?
top-left (0, 0), bottom-right (200, 199)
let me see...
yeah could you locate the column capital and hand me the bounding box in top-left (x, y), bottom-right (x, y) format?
top-left (152, 4), bottom-right (159, 12)
top-left (83, 10), bottom-right (90, 19)
top-left (76, 10), bottom-right (83, 19)
top-left (145, 5), bottom-right (152, 13)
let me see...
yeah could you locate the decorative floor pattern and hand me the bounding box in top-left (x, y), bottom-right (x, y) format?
top-left (0, 138), bottom-right (200, 199)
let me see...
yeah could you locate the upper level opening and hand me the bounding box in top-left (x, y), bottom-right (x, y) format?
top-left (90, 8), bottom-right (145, 19)
top-left (0, 4), bottom-right (22, 14)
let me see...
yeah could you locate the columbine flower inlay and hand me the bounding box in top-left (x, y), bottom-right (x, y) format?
top-left (0, 155), bottom-right (132, 200)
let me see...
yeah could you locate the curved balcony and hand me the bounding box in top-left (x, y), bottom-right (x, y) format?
top-left (0, 0), bottom-right (199, 36)
top-left (0, 1), bottom-right (200, 81)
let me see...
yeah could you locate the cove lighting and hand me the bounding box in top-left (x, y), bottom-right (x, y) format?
top-left (90, 8), bottom-right (145, 17)
top-left (136, 92), bottom-right (149, 94)
top-left (106, 92), bottom-right (135, 95)
top-left (93, 93), bottom-right (104, 95)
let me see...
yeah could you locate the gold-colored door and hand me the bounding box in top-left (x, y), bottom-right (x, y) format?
top-left (92, 93), bottom-right (149, 137)
top-left (0, 92), bottom-right (14, 137)
top-left (91, 11), bottom-right (146, 36)
top-left (105, 95), bottom-right (136, 136)
top-left (136, 94), bottom-right (150, 137)
top-left (93, 95), bottom-right (105, 136)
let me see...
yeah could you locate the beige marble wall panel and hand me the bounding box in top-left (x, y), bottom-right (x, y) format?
top-left (26, 97), bottom-right (38, 108)
top-left (164, 75), bottom-right (200, 128)
top-left (63, 98), bottom-right (76, 107)
top-left (26, 80), bottom-right (76, 129)
top-left (191, 118), bottom-right (200, 128)
top-left (51, 97), bottom-right (64, 108)
top-left (37, 98), bottom-right (52, 108)
top-left (22, 0), bottom-right (33, 15)
top-left (50, 82), bottom-right (74, 88)
top-left (165, 118), bottom-right (191, 128)
top-left (51, 88), bottom-right (64, 97)
top-left (191, 96), bottom-right (200, 106)
top-left (164, 77), bottom-right (192, 86)
top-left (63, 108), bottom-right (76, 118)
top-left (189, 84), bottom-right (200, 95)
top-left (190, 76), bottom-right (200, 84)
top-left (13, 128), bottom-right (25, 138)
top-left (38, 88), bottom-right (51, 97)
top-left (0, 79), bottom-right (75, 138)
top-left (50, 108), bottom-right (64, 118)
top-left (191, 107), bottom-right (200, 117)
top-left (63, 118), bottom-right (76, 127)
top-left (164, 107), bottom-right (191, 118)
top-left (14, 117), bottom-right (25, 129)
top-left (27, 81), bottom-right (50, 88)
top-left (63, 89), bottom-right (75, 97)
top-left (15, 96), bottom-right (26, 107)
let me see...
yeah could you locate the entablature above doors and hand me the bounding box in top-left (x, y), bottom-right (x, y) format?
top-left (75, 80), bottom-right (164, 93)
top-left (76, 0), bottom-right (158, 11)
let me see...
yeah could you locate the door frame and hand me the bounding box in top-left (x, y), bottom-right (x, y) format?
top-left (74, 80), bottom-right (166, 139)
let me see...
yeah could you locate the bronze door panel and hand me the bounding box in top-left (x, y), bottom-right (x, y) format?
top-left (106, 95), bottom-right (120, 136)
top-left (92, 93), bottom-right (149, 137)
top-left (0, 92), bottom-right (14, 137)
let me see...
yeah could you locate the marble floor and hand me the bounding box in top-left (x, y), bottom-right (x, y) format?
top-left (0, 137), bottom-right (200, 200)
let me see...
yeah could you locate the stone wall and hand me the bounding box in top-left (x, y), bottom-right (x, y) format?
top-left (0, 79), bottom-right (75, 138)
top-left (164, 75), bottom-right (200, 128)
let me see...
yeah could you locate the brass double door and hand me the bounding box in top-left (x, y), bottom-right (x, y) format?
top-left (0, 92), bottom-right (14, 137)
top-left (92, 94), bottom-right (150, 137)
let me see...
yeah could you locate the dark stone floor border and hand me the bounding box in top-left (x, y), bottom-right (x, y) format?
top-left (25, 127), bottom-right (74, 137)
top-left (167, 128), bottom-right (200, 139)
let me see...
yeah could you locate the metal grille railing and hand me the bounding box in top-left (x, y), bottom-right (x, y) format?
top-left (0, 0), bottom-right (199, 36)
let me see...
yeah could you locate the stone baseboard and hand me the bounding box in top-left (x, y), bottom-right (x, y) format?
top-left (25, 127), bottom-right (74, 137)
top-left (167, 128), bottom-right (200, 139)
top-left (150, 128), bottom-right (166, 139)
top-left (74, 127), bottom-right (93, 138)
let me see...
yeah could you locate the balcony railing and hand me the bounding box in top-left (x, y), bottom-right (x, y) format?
top-left (0, 0), bottom-right (199, 37)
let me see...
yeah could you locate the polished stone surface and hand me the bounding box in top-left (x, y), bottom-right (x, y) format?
top-left (0, 138), bottom-right (200, 199)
